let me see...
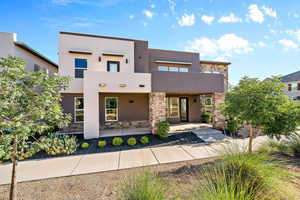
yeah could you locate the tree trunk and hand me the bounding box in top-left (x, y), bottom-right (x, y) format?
top-left (9, 136), bottom-right (18, 200)
top-left (248, 125), bottom-right (253, 153)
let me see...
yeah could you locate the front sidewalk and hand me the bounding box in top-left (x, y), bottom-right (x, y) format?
top-left (0, 136), bottom-right (268, 185)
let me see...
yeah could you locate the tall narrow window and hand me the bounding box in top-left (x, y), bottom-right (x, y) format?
top-left (167, 97), bottom-right (179, 118)
top-left (107, 61), bottom-right (120, 72)
top-left (105, 97), bottom-right (118, 121)
top-left (75, 58), bottom-right (87, 78)
top-left (74, 97), bottom-right (84, 122)
top-left (298, 83), bottom-right (300, 90)
top-left (288, 84), bottom-right (292, 91)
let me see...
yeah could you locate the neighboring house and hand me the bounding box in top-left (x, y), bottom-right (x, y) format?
top-left (0, 32), bottom-right (58, 74)
top-left (58, 31), bottom-right (231, 139)
top-left (281, 70), bottom-right (300, 102)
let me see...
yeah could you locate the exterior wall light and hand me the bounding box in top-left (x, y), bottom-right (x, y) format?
top-left (119, 84), bottom-right (127, 88)
top-left (99, 83), bottom-right (106, 87)
top-left (139, 84), bottom-right (145, 88)
top-left (98, 56), bottom-right (101, 62)
top-left (126, 58), bottom-right (128, 63)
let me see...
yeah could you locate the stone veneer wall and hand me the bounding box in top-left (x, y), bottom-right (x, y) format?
top-left (200, 63), bottom-right (229, 91)
top-left (149, 92), bottom-right (166, 134)
top-left (60, 120), bottom-right (150, 133)
top-left (102, 120), bottom-right (150, 129)
top-left (212, 92), bottom-right (226, 129)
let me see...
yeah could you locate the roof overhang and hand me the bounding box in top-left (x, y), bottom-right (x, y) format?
top-left (200, 60), bottom-right (231, 65)
top-left (155, 60), bottom-right (192, 65)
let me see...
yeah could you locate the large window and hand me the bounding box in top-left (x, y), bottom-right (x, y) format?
top-left (105, 97), bottom-right (118, 121)
top-left (167, 97), bottom-right (179, 118)
top-left (74, 97), bottom-right (84, 122)
top-left (158, 66), bottom-right (189, 72)
top-left (107, 61), bottom-right (120, 72)
top-left (75, 58), bottom-right (88, 78)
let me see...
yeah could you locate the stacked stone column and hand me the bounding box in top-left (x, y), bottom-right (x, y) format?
top-left (213, 92), bottom-right (226, 129)
top-left (149, 92), bottom-right (166, 134)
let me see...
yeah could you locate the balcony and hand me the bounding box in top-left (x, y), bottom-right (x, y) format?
top-left (151, 71), bottom-right (224, 93)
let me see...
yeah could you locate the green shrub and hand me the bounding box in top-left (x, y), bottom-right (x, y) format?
top-left (97, 140), bottom-right (107, 148)
top-left (288, 133), bottom-right (300, 157)
top-left (140, 136), bottom-right (149, 145)
top-left (226, 118), bottom-right (239, 136)
top-left (259, 134), bottom-right (300, 157)
top-left (157, 121), bottom-right (170, 139)
top-left (116, 171), bottom-right (169, 200)
top-left (201, 112), bottom-right (212, 123)
top-left (81, 142), bottom-right (89, 149)
top-left (127, 137), bottom-right (137, 146)
top-left (0, 135), bottom-right (41, 161)
top-left (112, 137), bottom-right (123, 146)
top-left (39, 135), bottom-right (77, 155)
top-left (193, 152), bottom-right (291, 200)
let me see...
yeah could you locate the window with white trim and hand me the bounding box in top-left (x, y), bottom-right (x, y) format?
top-left (105, 97), bottom-right (118, 121)
top-left (167, 97), bottom-right (179, 118)
top-left (74, 97), bottom-right (84, 122)
top-left (75, 58), bottom-right (88, 78)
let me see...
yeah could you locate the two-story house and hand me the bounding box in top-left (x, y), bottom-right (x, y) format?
top-left (281, 70), bottom-right (300, 102)
top-left (0, 32), bottom-right (58, 74)
top-left (58, 31), bottom-right (230, 139)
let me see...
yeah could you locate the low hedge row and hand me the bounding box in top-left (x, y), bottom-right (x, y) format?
top-left (81, 136), bottom-right (150, 149)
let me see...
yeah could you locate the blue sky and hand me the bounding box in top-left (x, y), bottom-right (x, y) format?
top-left (1, 0), bottom-right (300, 84)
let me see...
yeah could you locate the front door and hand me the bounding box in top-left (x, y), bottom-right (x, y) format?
top-left (179, 97), bottom-right (188, 122)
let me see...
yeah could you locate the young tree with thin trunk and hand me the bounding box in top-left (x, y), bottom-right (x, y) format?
top-left (0, 56), bottom-right (71, 200)
top-left (221, 76), bottom-right (300, 153)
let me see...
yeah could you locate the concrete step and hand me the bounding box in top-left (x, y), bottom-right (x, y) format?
top-left (192, 129), bottom-right (229, 143)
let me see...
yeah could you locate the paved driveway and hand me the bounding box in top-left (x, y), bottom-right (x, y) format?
top-left (0, 136), bottom-right (268, 185)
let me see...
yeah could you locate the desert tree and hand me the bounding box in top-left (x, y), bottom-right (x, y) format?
top-left (221, 76), bottom-right (300, 152)
top-left (0, 56), bottom-right (71, 200)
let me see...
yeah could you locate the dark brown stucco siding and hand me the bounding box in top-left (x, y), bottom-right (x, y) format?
top-left (134, 40), bottom-right (149, 73)
top-left (99, 93), bottom-right (149, 125)
top-left (60, 93), bottom-right (83, 121)
top-left (148, 49), bottom-right (200, 72)
top-left (152, 71), bottom-right (224, 93)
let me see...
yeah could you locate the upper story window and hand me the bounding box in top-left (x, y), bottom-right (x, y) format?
top-left (298, 83), bottom-right (300, 90)
top-left (288, 84), bottom-right (292, 91)
top-left (107, 61), bottom-right (120, 72)
top-left (158, 66), bottom-right (189, 72)
top-left (75, 58), bottom-right (87, 78)
top-left (34, 64), bottom-right (49, 75)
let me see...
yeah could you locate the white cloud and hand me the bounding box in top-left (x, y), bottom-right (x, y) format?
top-left (278, 39), bottom-right (298, 50)
top-left (257, 41), bottom-right (267, 47)
top-left (178, 13), bottom-right (195, 26)
top-left (143, 10), bottom-right (154, 18)
top-left (201, 15), bottom-right (214, 25)
top-left (293, 13), bottom-right (299, 18)
top-left (129, 14), bottom-right (134, 19)
top-left (150, 4), bottom-right (155, 8)
top-left (185, 33), bottom-right (253, 60)
top-left (247, 4), bottom-right (264, 23)
top-left (168, 0), bottom-right (176, 13)
top-left (52, 0), bottom-right (79, 5)
top-left (143, 22), bottom-right (148, 26)
top-left (218, 13), bottom-right (242, 23)
top-left (261, 6), bottom-right (277, 18)
top-left (286, 30), bottom-right (300, 42)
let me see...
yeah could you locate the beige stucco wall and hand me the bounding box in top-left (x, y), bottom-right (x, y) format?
top-left (283, 81), bottom-right (300, 101)
top-left (0, 32), bottom-right (57, 75)
top-left (59, 33), bottom-right (136, 93)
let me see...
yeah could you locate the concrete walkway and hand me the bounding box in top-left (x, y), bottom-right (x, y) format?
top-left (0, 136), bottom-right (269, 185)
